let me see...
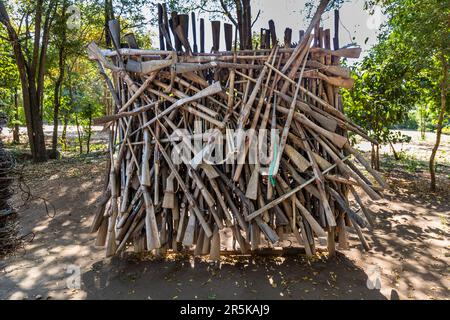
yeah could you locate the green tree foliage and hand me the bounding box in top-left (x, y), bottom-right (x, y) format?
top-left (343, 0), bottom-right (449, 189)
top-left (0, 35), bottom-right (22, 142)
top-left (0, 0), bottom-right (151, 159)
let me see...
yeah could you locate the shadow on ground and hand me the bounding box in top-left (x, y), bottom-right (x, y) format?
top-left (0, 150), bottom-right (448, 300)
top-left (82, 253), bottom-right (386, 300)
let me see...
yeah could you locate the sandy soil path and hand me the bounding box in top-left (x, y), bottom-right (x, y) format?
top-left (0, 132), bottom-right (448, 300)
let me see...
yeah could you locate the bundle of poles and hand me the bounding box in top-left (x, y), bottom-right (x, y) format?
top-left (0, 123), bottom-right (18, 257)
top-left (89, 2), bottom-right (386, 259)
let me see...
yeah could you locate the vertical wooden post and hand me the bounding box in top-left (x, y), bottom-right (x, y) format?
top-left (264, 29), bottom-right (271, 49)
top-left (333, 9), bottom-right (340, 50)
top-left (284, 27), bottom-right (292, 48)
top-left (157, 4), bottom-right (165, 50)
top-left (191, 12), bottom-right (198, 53)
top-left (224, 23), bottom-right (233, 51)
top-left (333, 9), bottom-right (340, 65)
top-left (242, 0), bottom-right (252, 49)
top-left (318, 27), bottom-right (324, 48)
top-left (268, 20), bottom-right (277, 48)
top-left (200, 18), bottom-right (205, 53)
top-left (299, 30), bottom-right (305, 42)
top-left (124, 33), bottom-right (138, 49)
top-left (260, 28), bottom-right (265, 49)
top-left (313, 21), bottom-right (320, 47)
top-left (211, 20), bottom-right (221, 52)
top-left (178, 14), bottom-right (190, 43)
top-left (108, 19), bottom-right (121, 50)
top-left (161, 3), bottom-right (172, 50)
top-left (170, 11), bottom-right (182, 52)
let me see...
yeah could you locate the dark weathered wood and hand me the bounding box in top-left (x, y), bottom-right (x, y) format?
top-left (260, 28), bottom-right (266, 49)
top-left (170, 11), bottom-right (182, 51)
top-left (199, 18), bottom-right (205, 53)
top-left (299, 30), bottom-right (305, 42)
top-left (242, 0), bottom-right (253, 49)
top-left (123, 33), bottom-right (138, 50)
top-left (264, 29), bottom-right (271, 49)
top-left (284, 27), bottom-right (292, 48)
top-left (191, 12), bottom-right (198, 53)
top-left (333, 9), bottom-right (340, 50)
top-left (108, 19), bottom-right (121, 50)
top-left (157, 4), bottom-right (165, 50)
top-left (178, 14), bottom-right (189, 45)
top-left (161, 3), bottom-right (172, 50)
top-left (224, 23), bottom-right (233, 51)
top-left (211, 20), bottom-right (221, 52)
top-left (268, 19), bottom-right (277, 47)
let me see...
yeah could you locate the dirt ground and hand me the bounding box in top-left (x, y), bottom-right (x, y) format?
top-left (0, 130), bottom-right (448, 300)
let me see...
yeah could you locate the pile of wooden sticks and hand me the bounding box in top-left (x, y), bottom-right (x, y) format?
top-left (0, 122), bottom-right (18, 257)
top-left (89, 3), bottom-right (386, 259)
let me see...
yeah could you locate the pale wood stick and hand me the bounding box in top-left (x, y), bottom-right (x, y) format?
top-left (284, 144), bottom-right (310, 172)
top-left (280, 35), bottom-right (313, 95)
top-left (126, 59), bottom-right (173, 75)
top-left (325, 174), bottom-right (359, 186)
top-left (118, 74), bottom-right (158, 112)
top-left (215, 167), bottom-right (279, 244)
top-left (338, 213), bottom-right (350, 250)
top-left (147, 125), bottom-right (212, 238)
top-left (138, 82), bottom-right (222, 130)
top-left (173, 62), bottom-right (262, 73)
top-left (262, 60), bottom-right (373, 140)
top-left (245, 155), bottom-right (351, 221)
top-left (159, 73), bottom-right (229, 111)
top-left (345, 144), bottom-right (388, 189)
top-left (328, 187), bottom-right (367, 228)
top-left (302, 69), bottom-right (354, 88)
top-left (349, 185), bottom-right (375, 227)
top-left (105, 169), bottom-right (118, 256)
top-left (94, 101), bottom-right (158, 125)
top-left (275, 176), bottom-right (327, 237)
top-left (295, 114), bottom-right (348, 148)
top-left (233, 47), bottom-right (278, 181)
top-left (306, 60), bottom-right (350, 78)
top-left (349, 218), bottom-right (371, 251)
top-left (308, 128), bottom-right (381, 200)
top-left (295, 123), bottom-right (336, 227)
top-left (143, 184), bottom-right (161, 250)
top-left (153, 79), bottom-right (220, 117)
top-left (237, 47), bottom-right (277, 128)
top-left (271, 43), bottom-right (310, 176)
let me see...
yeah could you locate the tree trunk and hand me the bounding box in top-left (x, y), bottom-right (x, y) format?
top-left (0, 0), bottom-right (47, 162)
top-left (61, 113), bottom-right (68, 151)
top-left (429, 56), bottom-right (448, 191)
top-left (371, 143), bottom-right (380, 170)
top-left (75, 113), bottom-right (83, 154)
top-left (12, 88), bottom-right (20, 144)
top-left (37, 5), bottom-right (55, 118)
top-left (389, 139), bottom-right (399, 160)
top-left (105, 0), bottom-right (114, 47)
top-left (86, 114), bottom-right (92, 154)
top-left (26, 100), bottom-right (47, 162)
top-left (234, 0), bottom-right (244, 50)
top-left (52, 0), bottom-right (68, 155)
top-left (420, 107), bottom-right (426, 140)
top-left (241, 0), bottom-right (252, 49)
